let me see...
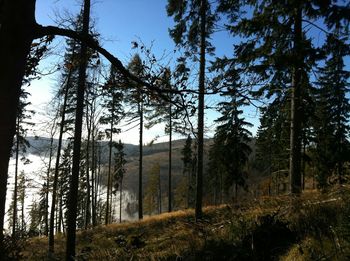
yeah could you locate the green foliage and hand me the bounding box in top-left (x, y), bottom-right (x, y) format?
top-left (113, 140), bottom-right (126, 194)
top-left (99, 65), bottom-right (125, 138)
top-left (312, 30), bottom-right (350, 187)
top-left (181, 135), bottom-right (196, 208)
top-left (144, 163), bottom-right (162, 215)
top-left (208, 67), bottom-right (252, 196)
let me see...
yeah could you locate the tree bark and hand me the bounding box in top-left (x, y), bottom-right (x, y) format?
top-left (168, 100), bottom-right (172, 212)
top-left (85, 94), bottom-right (92, 229)
top-left (66, 0), bottom-right (90, 259)
top-left (45, 136), bottom-right (54, 236)
top-left (12, 117), bottom-right (20, 237)
top-left (49, 69), bottom-right (72, 254)
top-left (0, 0), bottom-right (36, 246)
top-left (105, 100), bottom-right (114, 225)
top-left (91, 127), bottom-right (97, 226)
top-left (119, 178), bottom-right (122, 223)
top-left (289, 4), bottom-right (302, 195)
top-left (138, 100), bottom-right (144, 220)
top-left (195, 0), bottom-right (206, 221)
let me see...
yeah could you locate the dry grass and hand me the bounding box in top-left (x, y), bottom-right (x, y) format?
top-left (20, 186), bottom-right (350, 260)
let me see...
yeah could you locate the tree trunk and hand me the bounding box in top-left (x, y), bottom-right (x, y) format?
top-left (159, 166), bottom-right (162, 214)
top-left (91, 129), bottom-right (97, 226)
top-left (96, 143), bottom-right (102, 224)
top-left (85, 101), bottom-right (92, 229)
top-left (12, 117), bottom-right (20, 237)
top-left (0, 0), bottom-right (36, 246)
top-left (195, 0), bottom-right (206, 221)
top-left (49, 68), bottom-right (72, 254)
top-left (289, 4), bottom-right (302, 195)
top-left (168, 102), bottom-right (172, 212)
top-left (138, 100), bottom-right (144, 219)
top-left (119, 178), bottom-right (122, 223)
top-left (105, 101), bottom-right (114, 225)
top-left (45, 137), bottom-right (54, 236)
top-left (66, 0), bottom-right (90, 259)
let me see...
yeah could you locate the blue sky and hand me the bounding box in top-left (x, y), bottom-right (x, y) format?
top-left (32, 0), bottom-right (259, 144)
top-left (32, 1), bottom-right (349, 144)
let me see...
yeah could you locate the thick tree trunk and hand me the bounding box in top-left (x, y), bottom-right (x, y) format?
top-left (66, 0), bottom-right (90, 259)
top-left (195, 0), bottom-right (206, 220)
top-left (0, 0), bottom-right (36, 246)
top-left (289, 4), bottom-right (302, 195)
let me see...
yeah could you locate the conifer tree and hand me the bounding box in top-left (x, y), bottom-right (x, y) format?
top-left (127, 54), bottom-right (146, 219)
top-left (144, 163), bottom-right (162, 215)
top-left (313, 28), bottom-right (350, 187)
top-left (219, 0), bottom-right (348, 194)
top-left (113, 140), bottom-right (126, 223)
top-left (99, 65), bottom-right (125, 224)
top-left (209, 67), bottom-right (252, 199)
top-left (167, 0), bottom-right (216, 219)
top-left (11, 87), bottom-right (33, 238)
top-left (181, 135), bottom-right (196, 208)
top-left (145, 68), bottom-right (185, 212)
top-left (66, 0), bottom-right (90, 258)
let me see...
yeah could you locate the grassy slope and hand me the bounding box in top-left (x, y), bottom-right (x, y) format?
top-left (22, 186), bottom-right (350, 260)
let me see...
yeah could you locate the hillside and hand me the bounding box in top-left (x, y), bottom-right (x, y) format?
top-left (25, 136), bottom-right (213, 200)
top-left (16, 186), bottom-right (350, 260)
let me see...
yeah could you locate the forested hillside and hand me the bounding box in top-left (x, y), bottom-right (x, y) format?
top-left (0, 0), bottom-right (349, 260)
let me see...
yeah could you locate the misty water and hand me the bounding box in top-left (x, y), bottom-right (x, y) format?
top-left (5, 154), bottom-right (137, 234)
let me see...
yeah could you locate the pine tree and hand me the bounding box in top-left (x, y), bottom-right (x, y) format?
top-left (49, 13), bottom-right (87, 254)
top-left (113, 140), bottom-right (127, 223)
top-left (145, 68), bottom-right (185, 212)
top-left (167, 0), bottom-right (217, 219)
top-left (181, 135), bottom-right (196, 208)
top-left (313, 28), bottom-right (350, 187)
top-left (99, 65), bottom-right (125, 224)
top-left (210, 67), bottom-right (252, 199)
top-left (10, 86), bottom-right (33, 238)
top-left (218, 0), bottom-right (348, 194)
top-left (127, 54), bottom-right (146, 219)
top-left (66, 1), bottom-right (91, 258)
top-left (144, 163), bottom-right (162, 215)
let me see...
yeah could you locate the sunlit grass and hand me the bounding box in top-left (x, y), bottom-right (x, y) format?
top-left (20, 186), bottom-right (350, 260)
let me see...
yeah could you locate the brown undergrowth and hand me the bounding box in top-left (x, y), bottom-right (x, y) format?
top-left (20, 186), bottom-right (350, 260)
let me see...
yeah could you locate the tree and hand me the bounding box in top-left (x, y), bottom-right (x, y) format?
top-left (11, 87), bottom-right (33, 238)
top-left (144, 163), bottom-right (162, 215)
top-left (219, 0), bottom-right (349, 194)
top-left (209, 66), bottom-right (252, 200)
top-left (313, 28), bottom-right (350, 187)
top-left (99, 65), bottom-right (125, 224)
top-left (65, 0), bottom-right (90, 259)
top-left (145, 68), bottom-right (185, 212)
top-left (49, 29), bottom-right (79, 255)
top-left (0, 0), bottom-right (198, 246)
top-left (167, 0), bottom-right (216, 220)
top-left (113, 140), bottom-right (126, 223)
top-left (127, 54), bottom-right (147, 219)
top-left (181, 135), bottom-right (196, 208)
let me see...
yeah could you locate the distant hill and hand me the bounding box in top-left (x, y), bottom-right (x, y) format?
top-left (24, 136), bottom-right (212, 197)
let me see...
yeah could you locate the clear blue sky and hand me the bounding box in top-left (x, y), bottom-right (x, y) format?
top-left (33, 1), bottom-right (348, 144)
top-left (33, 0), bottom-right (257, 144)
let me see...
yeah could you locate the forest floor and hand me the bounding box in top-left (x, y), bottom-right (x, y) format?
top-left (18, 185), bottom-right (350, 260)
